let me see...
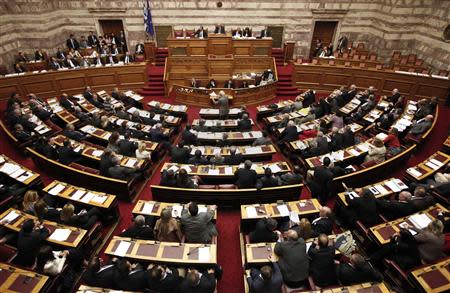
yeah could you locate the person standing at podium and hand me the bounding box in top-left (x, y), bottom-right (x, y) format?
top-left (194, 26), bottom-right (208, 38)
top-left (260, 26), bottom-right (271, 38)
top-left (212, 90), bottom-right (229, 119)
top-left (214, 24), bottom-right (225, 34)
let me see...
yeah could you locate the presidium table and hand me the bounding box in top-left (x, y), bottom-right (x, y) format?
top-left (164, 34), bottom-right (278, 106)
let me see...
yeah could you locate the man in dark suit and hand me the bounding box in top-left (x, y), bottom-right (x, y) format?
top-left (87, 31), bottom-right (99, 48)
top-left (341, 187), bottom-right (380, 229)
top-left (35, 137), bottom-right (58, 160)
top-left (409, 115), bottom-right (433, 135)
top-left (249, 217), bottom-right (279, 243)
top-left (342, 125), bottom-right (355, 148)
top-left (377, 191), bottom-right (416, 220)
top-left (49, 57), bottom-right (61, 70)
top-left (179, 269), bottom-right (217, 293)
top-left (311, 206), bottom-right (333, 236)
top-left (409, 186), bottom-right (435, 212)
top-left (258, 168), bottom-right (279, 188)
top-left (224, 79), bottom-right (235, 89)
top-left (149, 124), bottom-right (169, 142)
top-left (32, 104), bottom-right (52, 121)
top-left (274, 230), bottom-right (309, 288)
top-left (337, 253), bottom-right (382, 285)
top-left (214, 24), bottom-right (225, 34)
top-left (99, 149), bottom-right (115, 176)
top-left (147, 264), bottom-right (182, 293)
top-left (194, 26), bottom-right (208, 38)
top-left (118, 132), bottom-right (138, 157)
top-left (308, 234), bottom-right (337, 287)
top-left (387, 88), bottom-right (401, 105)
top-left (181, 202), bottom-right (217, 244)
top-left (277, 166), bottom-right (303, 185)
top-left (235, 160), bottom-right (258, 189)
top-left (182, 125), bottom-right (198, 145)
top-left (224, 146), bottom-right (243, 165)
top-left (188, 150), bottom-right (208, 165)
top-left (57, 139), bottom-right (82, 165)
top-left (13, 124), bottom-right (33, 142)
top-left (63, 123), bottom-right (86, 141)
top-left (14, 219), bottom-right (50, 266)
top-left (56, 48), bottom-right (66, 60)
top-left (278, 121), bottom-right (298, 144)
top-left (260, 26), bottom-right (271, 38)
top-left (135, 43), bottom-right (145, 54)
top-left (337, 35), bottom-right (348, 53)
top-left (82, 257), bottom-right (117, 288)
top-left (122, 51), bottom-right (134, 64)
top-left (115, 259), bottom-right (147, 291)
top-left (119, 215), bottom-right (153, 239)
top-left (310, 157), bottom-right (334, 205)
top-left (246, 263), bottom-right (283, 293)
top-left (330, 127), bottom-right (344, 151)
top-left (160, 169), bottom-right (177, 187)
top-left (64, 55), bottom-right (78, 68)
top-left (108, 156), bottom-right (137, 180)
top-left (66, 34), bottom-right (79, 50)
top-left (171, 142), bottom-right (191, 163)
top-left (238, 113), bottom-right (252, 132)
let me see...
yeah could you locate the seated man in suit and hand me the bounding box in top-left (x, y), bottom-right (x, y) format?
top-left (179, 268), bottom-right (217, 293)
top-left (409, 186), bottom-right (435, 212)
top-left (122, 51), bottom-right (134, 64)
top-left (377, 191), bottom-right (416, 219)
top-left (170, 142), bottom-right (191, 163)
top-left (118, 132), bottom-right (138, 157)
top-left (260, 26), bottom-right (271, 38)
top-left (59, 93), bottom-right (75, 111)
top-left (224, 79), bottom-right (235, 89)
top-left (209, 154), bottom-right (225, 165)
top-left (188, 150), bottom-right (209, 165)
top-left (13, 124), bottom-right (33, 142)
top-left (160, 169), bottom-right (177, 187)
top-left (257, 168), bottom-right (279, 188)
top-left (114, 259), bottom-right (147, 291)
top-left (337, 253), bottom-right (382, 285)
top-left (64, 55), bottom-right (78, 68)
top-left (49, 57), bottom-right (61, 70)
top-left (311, 206), bottom-right (333, 236)
top-left (277, 165), bottom-right (303, 185)
top-left (238, 113), bottom-right (252, 132)
top-left (57, 139), bottom-right (82, 165)
top-left (308, 234), bottom-right (337, 287)
top-left (194, 26), bottom-right (208, 38)
top-left (66, 34), bottom-right (79, 50)
top-left (119, 215), bottom-right (153, 239)
top-left (274, 230), bottom-right (309, 288)
top-left (32, 104), bottom-right (53, 121)
top-left (146, 264), bottom-right (183, 293)
top-left (14, 219), bottom-right (50, 267)
top-left (99, 149), bottom-right (115, 176)
top-left (181, 202), bottom-right (217, 244)
top-left (235, 160), bottom-right (258, 189)
top-left (182, 125), bottom-right (198, 146)
top-left (206, 78), bottom-right (217, 89)
top-left (56, 47), bottom-right (66, 60)
top-left (214, 24), bottom-right (225, 34)
top-left (330, 127), bottom-right (344, 151)
top-left (108, 155), bottom-right (138, 180)
top-left (224, 146), bottom-right (243, 165)
top-left (246, 262), bottom-right (283, 293)
top-left (249, 217), bottom-right (280, 243)
top-left (409, 114), bottom-right (433, 135)
top-left (63, 123), bottom-right (86, 141)
top-left (278, 120), bottom-right (298, 144)
top-left (339, 187), bottom-right (380, 229)
top-left (83, 257), bottom-right (117, 288)
top-left (149, 124), bottom-right (169, 142)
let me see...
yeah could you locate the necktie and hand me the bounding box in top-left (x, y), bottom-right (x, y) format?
top-left (125, 56), bottom-right (129, 63)
top-left (71, 39), bottom-right (74, 48)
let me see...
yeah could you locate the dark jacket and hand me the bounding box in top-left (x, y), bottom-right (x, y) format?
top-left (247, 262), bottom-right (283, 293)
top-left (182, 129), bottom-right (198, 145)
top-left (109, 165), bottom-right (136, 180)
top-left (119, 224), bottom-right (153, 240)
top-left (118, 139), bottom-right (138, 157)
top-left (249, 218), bottom-right (279, 243)
top-left (347, 196), bottom-right (379, 227)
top-left (15, 227), bottom-right (50, 266)
top-left (238, 119), bottom-right (252, 132)
top-left (224, 153), bottom-right (243, 165)
top-left (171, 146), bottom-right (191, 164)
top-left (279, 126), bottom-right (298, 143)
top-left (57, 145), bottom-right (81, 165)
top-left (235, 168), bottom-right (258, 189)
top-left (337, 262), bottom-right (382, 285)
top-left (82, 264), bottom-right (116, 288)
top-left (117, 269), bottom-right (148, 291)
top-left (63, 129), bottom-right (85, 142)
top-left (274, 239), bottom-right (309, 283)
top-left (147, 271), bottom-right (181, 293)
top-left (308, 243), bottom-right (337, 286)
top-left (179, 272), bottom-right (216, 293)
top-left (99, 154), bottom-right (115, 176)
top-left (311, 217), bottom-right (333, 236)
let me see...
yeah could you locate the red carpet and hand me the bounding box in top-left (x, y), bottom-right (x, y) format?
top-left (0, 67), bottom-right (449, 292)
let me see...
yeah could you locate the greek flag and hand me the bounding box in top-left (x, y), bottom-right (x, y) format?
top-left (143, 0), bottom-right (154, 37)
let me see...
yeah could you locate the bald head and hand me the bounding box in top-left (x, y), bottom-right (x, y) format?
top-left (286, 229), bottom-right (299, 241)
top-left (399, 191), bottom-right (412, 201)
top-left (319, 206), bottom-right (331, 218)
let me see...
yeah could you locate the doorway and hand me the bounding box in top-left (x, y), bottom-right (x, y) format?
top-left (99, 19), bottom-right (125, 36)
top-left (309, 21), bottom-right (338, 58)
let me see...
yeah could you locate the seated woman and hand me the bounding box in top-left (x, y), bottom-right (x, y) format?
top-left (22, 190), bottom-right (40, 215)
top-left (59, 203), bottom-right (101, 230)
top-left (154, 208), bottom-right (183, 242)
top-left (291, 218), bottom-right (312, 240)
top-left (107, 131), bottom-right (120, 153)
top-left (383, 128), bottom-right (402, 155)
top-left (364, 137), bottom-right (386, 163)
top-left (409, 220), bottom-right (445, 263)
top-left (135, 142), bottom-right (151, 160)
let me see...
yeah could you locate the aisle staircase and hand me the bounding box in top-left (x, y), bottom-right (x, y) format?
top-left (276, 64), bottom-right (300, 99)
top-left (139, 65), bottom-right (165, 99)
top-left (272, 48), bottom-right (284, 67)
top-left (155, 48), bottom-right (168, 67)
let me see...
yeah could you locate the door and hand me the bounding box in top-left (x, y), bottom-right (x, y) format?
top-left (99, 19), bottom-right (124, 39)
top-left (309, 21), bottom-right (338, 58)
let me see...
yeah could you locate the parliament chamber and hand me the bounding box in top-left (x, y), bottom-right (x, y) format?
top-left (0, 1), bottom-right (450, 293)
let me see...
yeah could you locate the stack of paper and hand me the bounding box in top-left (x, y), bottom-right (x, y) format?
top-left (0, 163), bottom-right (20, 175)
top-left (198, 206), bottom-right (208, 214)
top-left (385, 180), bottom-right (402, 192)
top-left (10, 168), bottom-right (25, 179)
top-left (49, 229), bottom-right (71, 242)
top-left (92, 195), bottom-right (107, 204)
top-left (224, 167), bottom-right (233, 175)
top-left (425, 161), bottom-right (440, 170)
top-left (430, 159), bottom-right (444, 168)
top-left (115, 240), bottom-right (131, 257)
top-left (81, 192), bottom-right (96, 203)
top-left (198, 247), bottom-right (210, 262)
top-left (277, 205), bottom-right (290, 216)
top-left (245, 206), bottom-right (258, 218)
top-left (407, 168), bottom-right (422, 178)
top-left (142, 202), bottom-right (154, 214)
top-left (71, 190), bottom-right (86, 201)
top-left (171, 205), bottom-right (183, 217)
top-left (208, 169), bottom-right (220, 175)
top-left (409, 214), bottom-right (432, 229)
top-left (125, 159), bottom-right (137, 168)
top-left (92, 150), bottom-right (104, 157)
top-left (374, 184), bottom-right (389, 194)
top-left (269, 164), bottom-right (282, 173)
top-left (49, 184), bottom-right (66, 195)
top-left (167, 165), bottom-right (179, 173)
top-left (2, 210), bottom-right (20, 223)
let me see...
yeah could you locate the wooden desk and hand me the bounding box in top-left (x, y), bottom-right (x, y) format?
top-left (276, 115), bottom-right (337, 135)
top-left (77, 285), bottom-right (134, 293)
top-left (52, 134), bottom-right (147, 170)
top-left (406, 151), bottom-right (450, 181)
top-left (123, 90), bottom-right (144, 104)
top-left (133, 200), bottom-right (217, 220)
top-left (443, 136), bottom-right (450, 153)
top-left (43, 180), bottom-right (117, 210)
top-left (0, 263), bottom-right (49, 293)
top-left (0, 208), bottom-right (87, 248)
top-left (192, 118), bottom-right (254, 130)
top-left (294, 63), bottom-right (450, 103)
top-left (339, 98), bottom-right (361, 115)
top-left (46, 98), bottom-right (79, 125)
top-left (0, 155), bottom-right (41, 186)
top-left (127, 107), bottom-right (182, 127)
top-left (147, 101), bottom-right (188, 118)
top-left (0, 63), bottom-right (148, 101)
top-left (188, 145), bottom-right (276, 161)
top-left (108, 116), bottom-right (174, 137)
top-left (369, 204), bottom-right (447, 245)
top-left (337, 178), bottom-right (408, 206)
top-left (195, 130), bottom-right (264, 145)
top-left (241, 199), bottom-right (321, 221)
top-left (199, 107), bottom-right (243, 118)
top-left (390, 101), bottom-right (418, 133)
top-left (161, 161), bottom-right (291, 178)
top-left (105, 236), bottom-right (217, 266)
top-left (256, 100), bottom-right (294, 119)
top-left (264, 107), bottom-right (310, 125)
top-left (410, 257), bottom-right (450, 293)
top-left (79, 125), bottom-right (159, 152)
top-left (362, 98), bottom-right (390, 124)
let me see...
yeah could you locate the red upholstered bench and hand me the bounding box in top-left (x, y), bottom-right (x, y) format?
top-left (217, 184), bottom-right (237, 189)
top-left (198, 184), bottom-right (217, 189)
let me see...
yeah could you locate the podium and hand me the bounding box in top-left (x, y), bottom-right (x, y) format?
top-left (207, 34), bottom-right (233, 55)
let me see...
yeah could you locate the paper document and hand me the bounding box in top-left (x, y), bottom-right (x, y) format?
top-left (393, 179), bottom-right (408, 190)
top-left (374, 184), bottom-right (389, 194)
top-left (245, 206), bottom-right (258, 218)
top-left (269, 164), bottom-right (282, 174)
top-left (2, 210), bottom-right (20, 223)
top-left (81, 192), bottom-right (96, 203)
top-left (115, 241), bottom-right (131, 257)
top-left (49, 229), bottom-right (71, 242)
top-left (289, 211), bottom-right (300, 223)
top-left (277, 205), bottom-right (290, 216)
top-left (0, 163), bottom-right (20, 175)
top-left (92, 150), bottom-right (104, 157)
top-left (429, 159), bottom-right (443, 167)
top-left (142, 202), bottom-right (154, 214)
top-left (92, 195), bottom-right (107, 204)
top-left (305, 242), bottom-right (312, 253)
top-left (409, 214), bottom-right (432, 230)
top-left (49, 184), bottom-right (65, 195)
top-left (125, 159), bottom-right (137, 168)
top-left (171, 205), bottom-right (183, 217)
top-left (198, 247), bottom-right (210, 262)
top-left (385, 180), bottom-right (401, 192)
top-left (9, 168), bottom-right (25, 179)
top-left (425, 161), bottom-right (440, 170)
top-left (224, 167), bottom-right (233, 175)
top-left (198, 206), bottom-right (208, 214)
top-left (71, 190), bottom-right (86, 201)
top-left (208, 169), bottom-right (220, 175)
top-left (407, 168), bottom-right (422, 178)
top-left (167, 165), bottom-right (179, 173)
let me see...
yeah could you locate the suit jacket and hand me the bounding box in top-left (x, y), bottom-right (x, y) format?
top-left (179, 273), bottom-right (216, 293)
top-left (311, 217), bottom-right (333, 236)
top-left (194, 29), bottom-right (208, 38)
top-left (308, 244), bottom-right (337, 286)
top-left (342, 130), bottom-right (355, 148)
top-left (118, 139), bottom-right (138, 157)
top-left (330, 133), bottom-right (344, 151)
top-left (338, 262), bottom-right (382, 285)
top-left (87, 35), bottom-right (99, 47)
top-left (188, 156), bottom-right (209, 165)
top-left (235, 168), bottom-right (258, 189)
top-left (181, 209), bottom-right (216, 243)
top-left (82, 264), bottom-right (116, 288)
top-left (238, 119), bottom-right (252, 132)
top-left (15, 228), bottom-right (50, 266)
top-left (117, 269), bottom-right (148, 291)
top-left (278, 173), bottom-right (302, 185)
top-left (312, 166), bottom-right (333, 197)
top-left (14, 130), bottom-right (32, 142)
top-left (119, 224), bottom-right (153, 240)
top-left (414, 229), bottom-right (445, 263)
top-left (99, 154), bottom-right (114, 176)
top-left (57, 146), bottom-right (81, 165)
top-left (388, 93), bottom-right (401, 104)
top-left (274, 239), bottom-right (309, 283)
top-left (49, 61), bottom-right (61, 70)
top-left (410, 120), bottom-right (432, 135)
top-left (247, 262), bottom-right (283, 293)
top-left (60, 97), bottom-right (74, 111)
top-left (63, 129), bottom-right (85, 142)
top-left (171, 146), bottom-right (191, 163)
top-left (260, 29), bottom-right (271, 38)
top-left (66, 38), bottom-right (79, 50)
top-left (214, 26), bottom-right (225, 34)
top-left (147, 271), bottom-right (181, 293)
top-left (182, 129), bottom-right (197, 145)
top-left (109, 166), bottom-right (135, 180)
top-left (377, 200), bottom-right (415, 219)
top-left (249, 218), bottom-right (279, 243)
top-left (347, 196), bottom-right (379, 227)
top-left (224, 153), bottom-right (243, 165)
top-left (279, 125), bottom-right (298, 143)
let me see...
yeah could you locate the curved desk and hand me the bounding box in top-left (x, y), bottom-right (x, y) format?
top-left (294, 63), bottom-right (450, 103)
top-left (0, 63), bottom-right (148, 101)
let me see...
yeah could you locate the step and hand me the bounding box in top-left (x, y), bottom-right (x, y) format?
top-left (145, 81), bottom-right (165, 86)
top-left (139, 90), bottom-right (166, 96)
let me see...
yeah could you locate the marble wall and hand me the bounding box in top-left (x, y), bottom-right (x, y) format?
top-left (1, 0), bottom-right (449, 72)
